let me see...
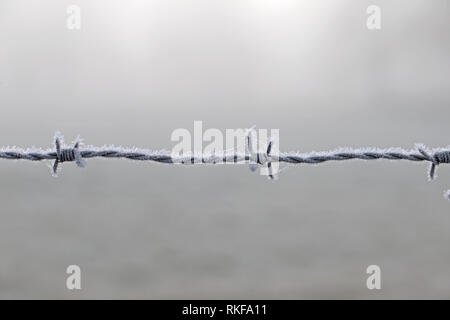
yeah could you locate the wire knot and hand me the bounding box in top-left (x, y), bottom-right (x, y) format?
top-left (417, 145), bottom-right (450, 201)
top-left (52, 132), bottom-right (86, 176)
top-left (433, 151), bottom-right (450, 166)
top-left (245, 126), bottom-right (277, 180)
top-left (429, 151), bottom-right (450, 179)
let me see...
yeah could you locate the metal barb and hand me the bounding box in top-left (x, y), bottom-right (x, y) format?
top-left (52, 132), bottom-right (86, 176)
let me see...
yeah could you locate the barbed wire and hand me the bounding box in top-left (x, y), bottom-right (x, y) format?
top-left (1, 130), bottom-right (450, 200)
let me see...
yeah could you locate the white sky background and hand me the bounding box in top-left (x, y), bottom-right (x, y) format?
top-left (1, 0), bottom-right (448, 148)
top-left (0, 0), bottom-right (450, 298)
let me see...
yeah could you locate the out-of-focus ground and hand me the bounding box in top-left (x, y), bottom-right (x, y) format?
top-left (0, 0), bottom-right (450, 299)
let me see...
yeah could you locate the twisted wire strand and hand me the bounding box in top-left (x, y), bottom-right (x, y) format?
top-left (1, 146), bottom-right (447, 165)
top-left (1, 131), bottom-right (450, 200)
top-left (0, 147), bottom-right (443, 163)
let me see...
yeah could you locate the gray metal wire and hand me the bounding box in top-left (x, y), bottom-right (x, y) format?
top-left (1, 131), bottom-right (450, 200)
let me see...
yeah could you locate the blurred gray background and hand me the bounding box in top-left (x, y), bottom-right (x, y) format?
top-left (0, 0), bottom-right (450, 299)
